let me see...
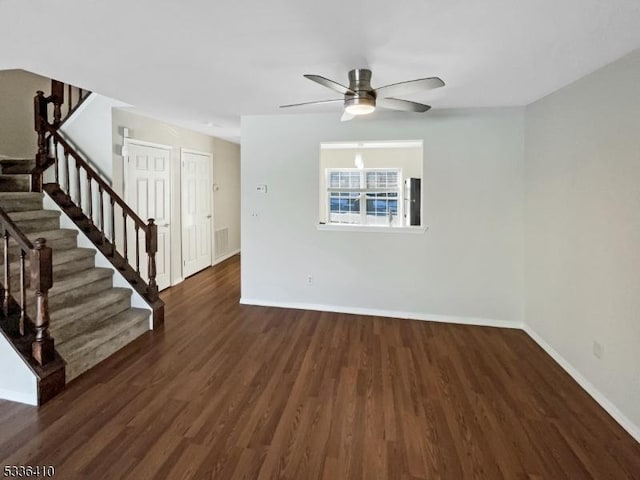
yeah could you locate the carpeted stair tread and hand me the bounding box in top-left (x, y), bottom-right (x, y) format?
top-left (0, 192), bottom-right (43, 213)
top-left (0, 158), bottom-right (36, 174)
top-left (0, 175), bottom-right (30, 192)
top-left (58, 307), bottom-right (149, 380)
top-left (7, 209), bottom-right (61, 221)
top-left (1, 246), bottom-right (94, 269)
top-left (5, 229), bottom-right (78, 260)
top-left (49, 287), bottom-right (133, 343)
top-left (26, 268), bottom-right (114, 318)
top-left (46, 267), bottom-right (114, 298)
top-left (5, 209), bottom-right (60, 233)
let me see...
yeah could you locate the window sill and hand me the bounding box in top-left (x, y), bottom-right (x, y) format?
top-left (317, 224), bottom-right (428, 234)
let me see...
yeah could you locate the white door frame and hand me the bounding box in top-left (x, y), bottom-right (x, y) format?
top-left (180, 148), bottom-right (214, 278)
top-left (123, 138), bottom-right (174, 288)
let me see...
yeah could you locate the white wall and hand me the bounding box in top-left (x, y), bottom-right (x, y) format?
top-left (241, 109), bottom-right (525, 325)
top-left (60, 93), bottom-right (129, 180)
top-left (524, 50), bottom-right (640, 435)
top-left (0, 333), bottom-right (37, 405)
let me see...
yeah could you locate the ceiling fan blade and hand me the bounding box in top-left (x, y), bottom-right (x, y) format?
top-left (377, 97), bottom-right (431, 113)
top-left (280, 99), bottom-right (344, 109)
top-left (340, 111), bottom-right (355, 122)
top-left (375, 77), bottom-right (444, 98)
top-left (304, 74), bottom-right (356, 95)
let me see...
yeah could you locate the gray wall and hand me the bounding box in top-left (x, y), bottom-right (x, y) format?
top-left (524, 49), bottom-right (640, 432)
top-left (241, 109), bottom-right (525, 324)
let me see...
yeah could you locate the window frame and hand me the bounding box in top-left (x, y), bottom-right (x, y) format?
top-left (325, 167), bottom-right (404, 227)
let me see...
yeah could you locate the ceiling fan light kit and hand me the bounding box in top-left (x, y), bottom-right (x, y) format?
top-left (344, 95), bottom-right (376, 115)
top-left (281, 68), bottom-right (445, 121)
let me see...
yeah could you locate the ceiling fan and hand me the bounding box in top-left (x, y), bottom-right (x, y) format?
top-left (280, 68), bottom-right (445, 121)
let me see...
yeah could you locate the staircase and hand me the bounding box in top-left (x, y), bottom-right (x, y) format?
top-left (0, 159), bottom-right (149, 382)
top-left (0, 80), bottom-right (164, 403)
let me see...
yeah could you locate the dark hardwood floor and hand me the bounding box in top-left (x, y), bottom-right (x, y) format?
top-left (0, 254), bottom-right (638, 479)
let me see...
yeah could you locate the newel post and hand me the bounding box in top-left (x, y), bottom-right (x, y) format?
top-left (30, 238), bottom-right (55, 366)
top-left (32, 91), bottom-right (48, 192)
top-left (51, 80), bottom-right (64, 127)
top-left (146, 219), bottom-right (159, 302)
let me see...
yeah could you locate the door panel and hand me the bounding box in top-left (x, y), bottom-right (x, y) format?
top-left (182, 150), bottom-right (212, 278)
top-left (125, 142), bottom-right (172, 291)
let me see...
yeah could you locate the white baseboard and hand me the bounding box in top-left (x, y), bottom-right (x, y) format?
top-left (239, 298), bottom-right (520, 329)
top-left (523, 324), bottom-right (640, 443)
top-left (214, 249), bottom-right (241, 266)
top-left (0, 388), bottom-right (37, 406)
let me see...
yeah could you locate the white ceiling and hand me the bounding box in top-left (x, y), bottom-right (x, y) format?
top-left (1, 0), bottom-right (639, 142)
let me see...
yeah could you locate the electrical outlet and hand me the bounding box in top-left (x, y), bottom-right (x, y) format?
top-left (307, 275), bottom-right (313, 285)
top-left (593, 341), bottom-right (604, 359)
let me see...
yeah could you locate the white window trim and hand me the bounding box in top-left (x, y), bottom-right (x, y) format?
top-left (317, 224), bottom-right (427, 234)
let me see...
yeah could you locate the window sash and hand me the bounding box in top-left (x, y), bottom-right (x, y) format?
top-left (326, 168), bottom-right (403, 226)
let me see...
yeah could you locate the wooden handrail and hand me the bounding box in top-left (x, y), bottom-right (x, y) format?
top-left (0, 208), bottom-right (34, 251)
top-left (46, 127), bottom-right (148, 228)
top-left (0, 207), bottom-right (55, 366)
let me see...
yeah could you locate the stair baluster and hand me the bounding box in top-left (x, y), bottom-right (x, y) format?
top-left (51, 80), bottom-right (64, 127)
top-left (146, 219), bottom-right (159, 302)
top-left (19, 250), bottom-right (26, 336)
top-left (110, 197), bottom-right (115, 256)
top-left (2, 231), bottom-right (9, 317)
top-left (123, 211), bottom-right (128, 268)
top-left (135, 224), bottom-right (140, 275)
top-left (30, 239), bottom-right (54, 366)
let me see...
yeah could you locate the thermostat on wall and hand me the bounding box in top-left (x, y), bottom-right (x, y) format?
top-left (256, 185), bottom-right (267, 193)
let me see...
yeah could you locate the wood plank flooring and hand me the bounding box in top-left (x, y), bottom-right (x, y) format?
top-left (0, 254), bottom-right (638, 479)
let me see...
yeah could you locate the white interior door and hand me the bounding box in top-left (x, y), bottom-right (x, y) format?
top-left (125, 141), bottom-right (172, 291)
top-left (181, 149), bottom-right (212, 277)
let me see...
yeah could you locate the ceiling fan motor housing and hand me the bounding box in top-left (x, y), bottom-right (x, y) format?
top-left (345, 69), bottom-right (376, 113)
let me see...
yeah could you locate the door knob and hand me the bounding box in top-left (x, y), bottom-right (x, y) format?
top-left (206, 215), bottom-right (212, 219)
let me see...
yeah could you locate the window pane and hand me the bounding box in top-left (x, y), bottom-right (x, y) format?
top-left (329, 192), bottom-right (361, 224)
top-left (366, 170), bottom-right (398, 189)
top-left (329, 171), bottom-right (360, 189)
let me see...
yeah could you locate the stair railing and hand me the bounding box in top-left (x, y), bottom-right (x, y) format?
top-left (31, 80), bottom-right (163, 326)
top-left (32, 80), bottom-right (91, 192)
top-left (45, 127), bottom-right (160, 304)
top-left (0, 207), bottom-right (55, 366)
